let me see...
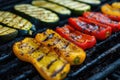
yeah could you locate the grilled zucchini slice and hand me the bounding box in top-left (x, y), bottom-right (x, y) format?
top-left (0, 25), bottom-right (18, 42)
top-left (76, 0), bottom-right (101, 5)
top-left (32, 0), bottom-right (71, 19)
top-left (35, 29), bottom-right (86, 65)
top-left (13, 38), bottom-right (70, 80)
top-left (48, 0), bottom-right (91, 15)
top-left (14, 4), bottom-right (59, 28)
top-left (0, 11), bottom-right (35, 35)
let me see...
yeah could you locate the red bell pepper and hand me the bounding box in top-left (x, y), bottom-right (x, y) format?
top-left (83, 12), bottom-right (120, 32)
top-left (68, 17), bottom-right (112, 40)
top-left (106, 15), bottom-right (120, 21)
top-left (56, 25), bottom-right (96, 50)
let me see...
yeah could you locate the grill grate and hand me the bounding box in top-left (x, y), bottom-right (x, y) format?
top-left (0, 0), bottom-right (120, 80)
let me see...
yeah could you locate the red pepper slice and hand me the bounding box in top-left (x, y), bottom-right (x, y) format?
top-left (68, 17), bottom-right (112, 40)
top-left (106, 15), bottom-right (120, 21)
top-left (83, 12), bottom-right (120, 32)
top-left (56, 25), bottom-right (96, 50)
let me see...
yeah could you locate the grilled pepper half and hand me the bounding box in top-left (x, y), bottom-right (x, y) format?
top-left (0, 11), bottom-right (35, 35)
top-left (101, 4), bottom-right (120, 17)
top-left (48, 0), bottom-right (91, 15)
top-left (13, 38), bottom-right (70, 80)
top-left (14, 4), bottom-right (59, 27)
top-left (68, 17), bottom-right (112, 40)
top-left (35, 29), bottom-right (86, 65)
top-left (112, 2), bottom-right (120, 9)
top-left (56, 25), bottom-right (96, 50)
top-left (83, 12), bottom-right (120, 32)
top-left (32, 0), bottom-right (71, 19)
top-left (0, 25), bottom-right (18, 42)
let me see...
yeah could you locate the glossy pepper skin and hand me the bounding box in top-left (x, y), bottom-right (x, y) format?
top-left (35, 29), bottom-right (86, 65)
top-left (112, 2), bottom-right (120, 9)
top-left (101, 4), bottom-right (120, 17)
top-left (106, 15), bottom-right (120, 21)
top-left (83, 12), bottom-right (120, 32)
top-left (56, 25), bottom-right (96, 50)
top-left (68, 17), bottom-right (112, 40)
top-left (13, 38), bottom-right (70, 80)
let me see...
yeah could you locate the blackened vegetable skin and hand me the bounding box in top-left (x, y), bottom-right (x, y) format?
top-left (68, 17), bottom-right (112, 40)
top-left (83, 12), bottom-right (120, 32)
top-left (56, 25), bottom-right (96, 50)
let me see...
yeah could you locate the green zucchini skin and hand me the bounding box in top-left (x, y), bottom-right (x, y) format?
top-left (0, 25), bottom-right (18, 42)
top-left (77, 0), bottom-right (101, 5)
top-left (76, 0), bottom-right (101, 7)
top-left (14, 4), bottom-right (59, 28)
top-left (32, 0), bottom-right (71, 20)
top-left (0, 11), bottom-right (36, 36)
top-left (48, 0), bottom-right (91, 15)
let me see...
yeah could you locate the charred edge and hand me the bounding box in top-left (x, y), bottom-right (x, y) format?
top-left (53, 38), bottom-right (61, 45)
top-left (37, 54), bottom-right (44, 61)
top-left (43, 33), bottom-right (55, 42)
top-left (51, 63), bottom-right (67, 78)
top-left (47, 59), bottom-right (57, 69)
top-left (62, 42), bottom-right (70, 49)
top-left (29, 47), bottom-right (39, 54)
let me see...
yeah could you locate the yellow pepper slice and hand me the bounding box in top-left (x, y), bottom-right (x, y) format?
top-left (35, 29), bottom-right (86, 65)
top-left (13, 37), bottom-right (70, 80)
top-left (101, 4), bottom-right (120, 17)
top-left (112, 2), bottom-right (120, 9)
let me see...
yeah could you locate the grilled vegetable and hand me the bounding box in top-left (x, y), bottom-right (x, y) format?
top-left (32, 0), bottom-right (71, 19)
top-left (83, 12), bottom-right (120, 32)
top-left (0, 11), bottom-right (35, 35)
top-left (35, 29), bottom-right (86, 65)
top-left (68, 17), bottom-right (112, 40)
top-left (56, 25), bottom-right (96, 50)
top-left (112, 2), bottom-right (120, 9)
top-left (101, 4), bottom-right (120, 17)
top-left (0, 25), bottom-right (18, 42)
top-left (106, 15), bottom-right (120, 21)
top-left (13, 38), bottom-right (70, 80)
top-left (14, 4), bottom-right (59, 27)
top-left (48, 0), bottom-right (91, 15)
top-left (76, 0), bottom-right (101, 5)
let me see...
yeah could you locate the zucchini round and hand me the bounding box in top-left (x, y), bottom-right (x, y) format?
top-left (14, 4), bottom-right (59, 28)
top-left (32, 0), bottom-right (71, 19)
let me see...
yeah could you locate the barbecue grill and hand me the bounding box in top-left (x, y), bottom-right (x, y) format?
top-left (0, 0), bottom-right (120, 80)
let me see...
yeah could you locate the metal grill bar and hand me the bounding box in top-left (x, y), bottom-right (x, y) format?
top-left (66, 44), bottom-right (120, 79)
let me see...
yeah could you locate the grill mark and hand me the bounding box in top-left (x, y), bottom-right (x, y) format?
top-left (20, 20), bottom-right (28, 29)
top-left (0, 28), bottom-right (12, 34)
top-left (37, 54), bottom-right (44, 61)
top-left (47, 59), bottom-right (57, 69)
top-left (7, 15), bottom-right (18, 27)
top-left (3, 14), bottom-right (17, 24)
top-left (0, 27), bottom-right (9, 34)
top-left (1, 12), bottom-right (11, 22)
top-left (51, 63), bottom-right (67, 78)
top-left (29, 47), bottom-right (40, 54)
top-left (62, 42), bottom-right (70, 49)
top-left (13, 17), bottom-right (23, 28)
top-left (43, 33), bottom-right (55, 42)
top-left (53, 38), bottom-right (61, 45)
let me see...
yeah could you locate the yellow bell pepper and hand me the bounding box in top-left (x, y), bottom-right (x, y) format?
top-left (112, 2), bottom-right (120, 9)
top-left (101, 4), bottom-right (120, 17)
top-left (13, 37), bottom-right (70, 80)
top-left (35, 29), bottom-right (86, 65)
